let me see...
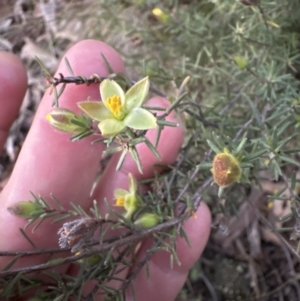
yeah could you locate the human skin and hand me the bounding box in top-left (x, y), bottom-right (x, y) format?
top-left (0, 40), bottom-right (211, 300)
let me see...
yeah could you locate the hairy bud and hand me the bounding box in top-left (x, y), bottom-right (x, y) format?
top-left (211, 150), bottom-right (242, 187)
top-left (46, 108), bottom-right (86, 133)
top-left (7, 201), bottom-right (41, 219)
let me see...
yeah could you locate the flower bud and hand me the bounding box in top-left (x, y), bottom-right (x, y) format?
top-left (7, 201), bottom-right (41, 219)
top-left (152, 8), bottom-right (170, 24)
top-left (122, 195), bottom-right (141, 220)
top-left (124, 195), bottom-right (141, 217)
top-left (211, 150), bottom-right (242, 187)
top-left (86, 253), bottom-right (103, 266)
top-left (46, 108), bottom-right (86, 133)
top-left (75, 251), bottom-right (103, 267)
top-left (114, 174), bottom-right (142, 220)
top-left (233, 56), bottom-right (248, 70)
top-left (134, 213), bottom-right (160, 229)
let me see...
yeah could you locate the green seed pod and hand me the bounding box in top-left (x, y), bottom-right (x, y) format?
top-left (134, 213), bottom-right (160, 229)
top-left (211, 150), bottom-right (242, 187)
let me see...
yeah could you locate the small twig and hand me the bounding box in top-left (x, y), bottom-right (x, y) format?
top-left (0, 218), bottom-right (132, 257)
top-left (48, 74), bottom-right (104, 86)
top-left (0, 213), bottom-right (189, 277)
top-left (0, 247), bottom-right (66, 257)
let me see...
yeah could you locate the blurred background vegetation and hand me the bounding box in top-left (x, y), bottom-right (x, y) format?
top-left (1, 0), bottom-right (300, 300)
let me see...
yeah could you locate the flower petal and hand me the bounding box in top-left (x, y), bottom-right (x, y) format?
top-left (128, 174), bottom-right (137, 195)
top-left (78, 101), bottom-right (112, 121)
top-left (98, 119), bottom-right (126, 136)
top-left (100, 79), bottom-right (125, 108)
top-left (114, 189), bottom-right (128, 198)
top-left (124, 108), bottom-right (157, 130)
top-left (125, 77), bottom-right (149, 110)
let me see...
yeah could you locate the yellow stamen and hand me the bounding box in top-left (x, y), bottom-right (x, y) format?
top-left (115, 196), bottom-right (125, 207)
top-left (106, 95), bottom-right (123, 118)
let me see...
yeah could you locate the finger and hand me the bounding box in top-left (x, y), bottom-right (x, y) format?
top-left (0, 40), bottom-right (125, 261)
top-left (126, 202), bottom-right (211, 301)
top-left (0, 52), bottom-right (27, 150)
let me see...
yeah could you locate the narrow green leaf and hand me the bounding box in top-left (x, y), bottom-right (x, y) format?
top-left (130, 146), bottom-right (143, 174)
top-left (103, 146), bottom-right (123, 156)
top-left (64, 57), bottom-right (74, 75)
top-left (53, 295), bottom-right (65, 301)
top-left (52, 214), bottom-right (72, 224)
top-left (179, 226), bottom-right (191, 248)
top-left (144, 137), bottom-right (161, 159)
top-left (71, 130), bottom-right (95, 141)
top-left (156, 119), bottom-right (178, 127)
top-left (280, 155), bottom-right (300, 167)
top-left (32, 217), bottom-right (47, 232)
top-left (19, 228), bottom-right (37, 247)
top-left (51, 194), bottom-right (65, 210)
top-left (218, 187), bottom-right (224, 198)
top-left (196, 162), bottom-right (212, 169)
top-left (35, 56), bottom-right (51, 77)
top-left (70, 203), bottom-right (88, 216)
top-left (235, 137), bottom-right (247, 154)
top-left (154, 126), bottom-right (162, 147)
top-left (101, 53), bottom-right (114, 74)
top-left (207, 139), bottom-right (221, 154)
top-left (2, 272), bottom-right (24, 296)
top-left (2, 255), bottom-right (21, 271)
top-left (116, 149), bottom-right (128, 171)
top-left (47, 258), bottom-right (65, 267)
top-left (291, 171), bottom-right (297, 191)
top-left (165, 92), bottom-right (188, 115)
top-left (244, 149), bottom-right (267, 161)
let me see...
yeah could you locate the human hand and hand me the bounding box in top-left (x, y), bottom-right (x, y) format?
top-left (0, 40), bottom-right (211, 300)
